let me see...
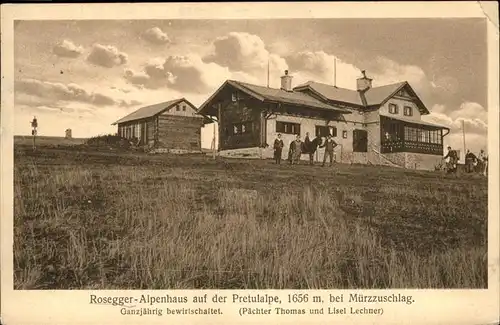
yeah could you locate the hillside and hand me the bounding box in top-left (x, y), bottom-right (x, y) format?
top-left (13, 145), bottom-right (488, 289)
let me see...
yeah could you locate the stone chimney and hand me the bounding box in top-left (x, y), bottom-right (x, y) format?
top-left (356, 70), bottom-right (372, 91)
top-left (280, 70), bottom-right (293, 92)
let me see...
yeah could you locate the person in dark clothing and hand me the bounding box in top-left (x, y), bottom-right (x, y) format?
top-left (306, 135), bottom-right (322, 165)
top-left (443, 146), bottom-right (459, 174)
top-left (319, 134), bottom-right (338, 167)
top-left (303, 132), bottom-right (311, 152)
top-left (273, 134), bottom-right (284, 164)
top-left (302, 132), bottom-right (317, 165)
top-left (465, 149), bottom-right (477, 173)
top-left (288, 134), bottom-right (302, 165)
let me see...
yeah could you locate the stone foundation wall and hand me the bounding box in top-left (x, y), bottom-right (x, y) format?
top-left (216, 147), bottom-right (441, 171)
top-left (218, 147), bottom-right (265, 159)
top-left (150, 148), bottom-right (203, 154)
top-left (405, 153), bottom-right (443, 170)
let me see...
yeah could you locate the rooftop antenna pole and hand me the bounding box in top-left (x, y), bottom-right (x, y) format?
top-left (267, 56), bottom-right (270, 88)
top-left (333, 57), bottom-right (337, 87)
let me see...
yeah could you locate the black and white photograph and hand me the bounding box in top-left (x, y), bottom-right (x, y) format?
top-left (2, 4), bottom-right (499, 324)
top-left (3, 2), bottom-right (500, 324)
top-left (10, 13), bottom-right (493, 291)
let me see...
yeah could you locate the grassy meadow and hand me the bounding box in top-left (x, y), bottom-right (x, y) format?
top-left (13, 143), bottom-right (488, 289)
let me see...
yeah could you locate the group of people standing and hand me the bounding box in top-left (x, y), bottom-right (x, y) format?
top-left (443, 146), bottom-right (488, 176)
top-left (273, 132), bottom-right (338, 167)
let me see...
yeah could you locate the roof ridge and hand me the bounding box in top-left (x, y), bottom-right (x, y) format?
top-left (369, 81), bottom-right (407, 90)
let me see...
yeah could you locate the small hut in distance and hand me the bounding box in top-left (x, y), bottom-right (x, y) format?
top-left (65, 129), bottom-right (72, 139)
top-left (112, 98), bottom-right (204, 153)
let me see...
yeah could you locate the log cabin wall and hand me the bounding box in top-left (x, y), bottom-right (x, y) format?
top-left (146, 118), bottom-right (155, 147)
top-left (156, 115), bottom-right (203, 150)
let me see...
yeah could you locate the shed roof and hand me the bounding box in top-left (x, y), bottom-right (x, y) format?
top-left (381, 114), bottom-right (450, 130)
top-left (112, 98), bottom-right (195, 125)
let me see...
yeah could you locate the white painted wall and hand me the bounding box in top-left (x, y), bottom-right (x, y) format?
top-left (379, 96), bottom-right (422, 122)
top-left (264, 113), bottom-right (368, 161)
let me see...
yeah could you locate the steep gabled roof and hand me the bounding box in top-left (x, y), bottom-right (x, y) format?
top-left (293, 81), bottom-right (430, 115)
top-left (197, 80), bottom-right (352, 116)
top-left (363, 82), bottom-right (407, 106)
top-left (112, 98), bottom-right (197, 125)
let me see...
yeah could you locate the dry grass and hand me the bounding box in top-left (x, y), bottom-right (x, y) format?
top-left (13, 146), bottom-right (488, 289)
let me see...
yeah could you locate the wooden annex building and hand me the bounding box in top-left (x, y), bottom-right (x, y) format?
top-left (112, 98), bottom-right (204, 153)
top-left (198, 70), bottom-right (451, 170)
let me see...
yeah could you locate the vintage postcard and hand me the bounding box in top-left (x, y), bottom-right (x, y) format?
top-left (1, 1), bottom-right (499, 324)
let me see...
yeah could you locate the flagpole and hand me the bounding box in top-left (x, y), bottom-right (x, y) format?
top-left (333, 58), bottom-right (337, 87)
top-left (267, 57), bottom-right (270, 88)
top-left (462, 119), bottom-right (466, 162)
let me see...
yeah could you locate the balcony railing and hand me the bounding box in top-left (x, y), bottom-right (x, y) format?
top-left (381, 140), bottom-right (443, 155)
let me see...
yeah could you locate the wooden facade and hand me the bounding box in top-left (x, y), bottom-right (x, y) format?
top-left (115, 98), bottom-right (204, 151)
top-left (217, 94), bottom-right (263, 150)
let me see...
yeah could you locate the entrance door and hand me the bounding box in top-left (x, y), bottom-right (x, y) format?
top-left (353, 129), bottom-right (368, 152)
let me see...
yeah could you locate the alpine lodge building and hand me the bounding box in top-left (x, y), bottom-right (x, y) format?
top-left (197, 70), bottom-right (450, 170)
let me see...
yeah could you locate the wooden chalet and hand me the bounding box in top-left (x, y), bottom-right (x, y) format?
top-left (197, 70), bottom-right (450, 170)
top-left (112, 98), bottom-right (204, 152)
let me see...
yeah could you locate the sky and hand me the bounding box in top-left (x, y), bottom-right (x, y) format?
top-left (13, 18), bottom-right (488, 153)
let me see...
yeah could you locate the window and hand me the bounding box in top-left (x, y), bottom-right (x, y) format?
top-left (389, 103), bottom-right (399, 114)
top-left (182, 105), bottom-right (186, 111)
top-left (419, 130), bottom-right (430, 143)
top-left (231, 121), bottom-right (253, 135)
top-left (176, 105), bottom-right (180, 111)
top-left (231, 93), bottom-right (238, 102)
top-left (404, 126), bottom-right (442, 144)
top-left (276, 121), bottom-right (300, 135)
top-left (404, 106), bottom-right (413, 116)
top-left (342, 130), bottom-right (348, 138)
top-left (429, 130), bottom-right (442, 144)
top-left (315, 125), bottom-right (337, 137)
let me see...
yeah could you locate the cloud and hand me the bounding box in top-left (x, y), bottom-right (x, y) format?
top-left (52, 40), bottom-right (84, 58)
top-left (370, 57), bottom-right (427, 88)
top-left (430, 76), bottom-right (459, 95)
top-left (87, 44), bottom-right (128, 68)
top-left (125, 55), bottom-right (231, 93)
top-left (286, 51), bottom-right (361, 88)
top-left (142, 27), bottom-right (170, 45)
top-left (204, 32), bottom-right (288, 75)
top-left (15, 78), bottom-right (140, 108)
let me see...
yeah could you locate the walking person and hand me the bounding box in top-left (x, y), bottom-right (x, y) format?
top-left (273, 134), bottom-right (284, 164)
top-left (443, 146), bottom-right (459, 174)
top-left (319, 134), bottom-right (337, 167)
